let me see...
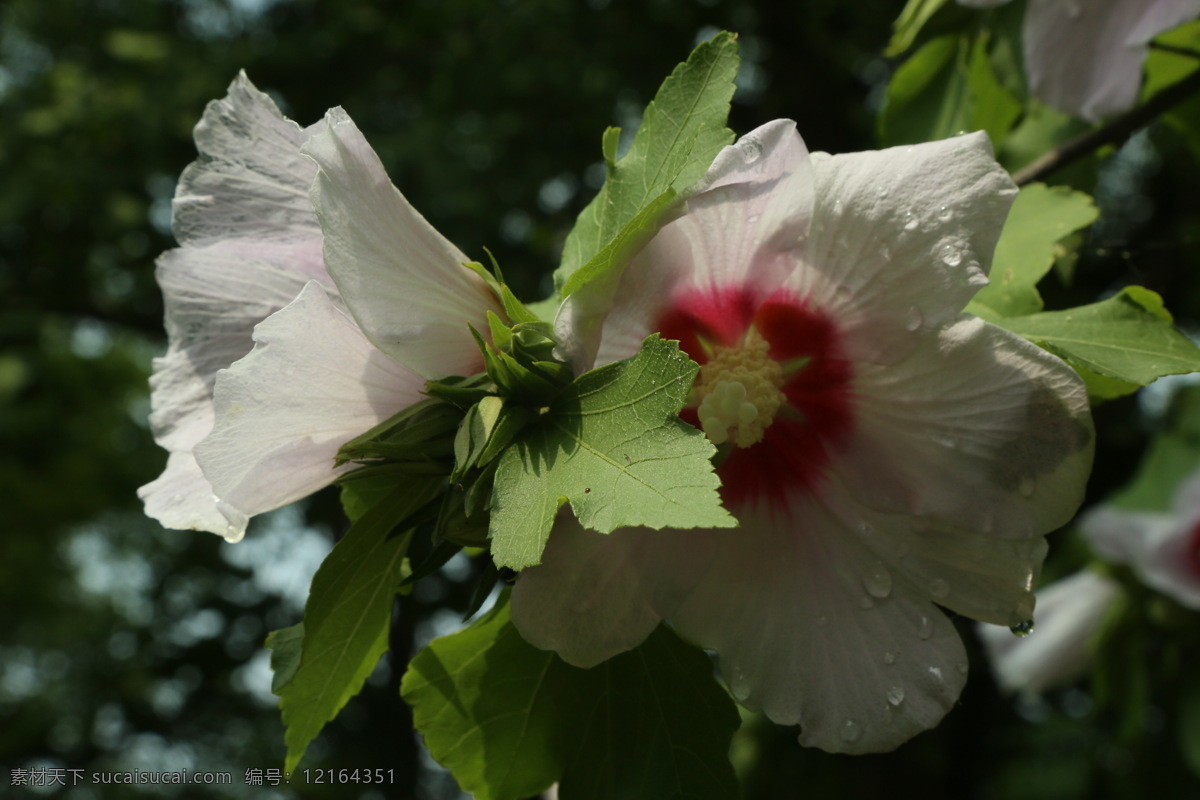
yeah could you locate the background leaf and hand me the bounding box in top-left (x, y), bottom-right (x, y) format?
top-left (489, 335), bottom-right (735, 570)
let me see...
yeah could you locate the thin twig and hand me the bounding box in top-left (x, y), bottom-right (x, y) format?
top-left (1012, 68), bottom-right (1200, 186)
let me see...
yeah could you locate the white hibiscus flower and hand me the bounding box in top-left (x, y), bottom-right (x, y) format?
top-left (141, 75), bottom-right (500, 541)
top-left (511, 120), bottom-right (1095, 753)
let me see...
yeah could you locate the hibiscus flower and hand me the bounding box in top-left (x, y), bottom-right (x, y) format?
top-left (957, 0), bottom-right (1200, 121)
top-left (141, 75), bottom-right (499, 541)
top-left (511, 120), bottom-right (1095, 753)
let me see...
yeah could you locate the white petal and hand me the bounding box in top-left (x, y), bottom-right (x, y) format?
top-left (977, 571), bottom-right (1121, 693)
top-left (1024, 0), bottom-right (1200, 122)
top-left (1079, 504), bottom-right (1172, 563)
top-left (138, 452), bottom-right (244, 542)
top-left (302, 108), bottom-right (499, 378)
top-left (172, 71), bottom-right (326, 277)
top-left (555, 120), bottom-right (814, 371)
top-left (834, 316), bottom-right (1093, 540)
top-left (791, 133), bottom-right (1016, 365)
top-left (1138, 521), bottom-right (1200, 608)
top-left (661, 497), bottom-right (968, 755)
top-left (144, 74), bottom-right (329, 534)
top-left (510, 516), bottom-right (674, 667)
top-left (194, 282), bottom-right (425, 530)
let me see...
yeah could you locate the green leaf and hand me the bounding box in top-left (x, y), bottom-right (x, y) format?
top-left (555, 31), bottom-right (739, 298)
top-left (265, 623), bottom-right (305, 693)
top-left (886, 0), bottom-right (953, 56)
top-left (488, 335), bottom-right (735, 570)
top-left (279, 477), bottom-right (442, 771)
top-left (1143, 22), bottom-right (1200, 162)
top-left (988, 287), bottom-right (1200, 394)
top-left (971, 183), bottom-right (1098, 317)
top-left (880, 33), bottom-right (1020, 147)
top-left (401, 595), bottom-right (741, 800)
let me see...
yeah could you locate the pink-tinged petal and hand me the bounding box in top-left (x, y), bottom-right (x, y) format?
top-left (835, 316), bottom-right (1093, 540)
top-left (789, 134), bottom-right (1015, 366)
top-left (1079, 505), bottom-right (1171, 564)
top-left (557, 120), bottom-right (814, 372)
top-left (143, 74), bottom-right (329, 533)
top-left (659, 497), bottom-right (967, 755)
top-left (1024, 0), bottom-right (1200, 122)
top-left (510, 516), bottom-right (682, 667)
top-left (194, 282), bottom-right (425, 538)
top-left (172, 72), bottom-right (326, 281)
top-left (302, 108), bottom-right (498, 379)
top-left (138, 452), bottom-right (243, 541)
top-left (977, 571), bottom-right (1121, 693)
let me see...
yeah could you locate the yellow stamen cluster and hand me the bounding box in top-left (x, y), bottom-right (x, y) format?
top-left (693, 328), bottom-right (786, 448)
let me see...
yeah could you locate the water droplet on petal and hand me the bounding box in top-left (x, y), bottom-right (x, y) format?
top-left (877, 186), bottom-right (890, 199)
top-left (1019, 476), bottom-right (1036, 498)
top-left (840, 719), bottom-right (862, 743)
top-left (887, 686), bottom-right (905, 706)
top-left (937, 205), bottom-right (954, 222)
top-left (832, 199), bottom-right (844, 216)
top-left (928, 666), bottom-right (943, 682)
top-left (903, 211), bottom-right (920, 231)
top-left (817, 615), bottom-right (829, 627)
top-left (834, 284), bottom-right (853, 302)
top-left (729, 670), bottom-right (751, 701)
top-left (738, 137), bottom-right (763, 162)
top-left (1010, 619), bottom-right (1035, 637)
top-left (929, 578), bottom-right (950, 599)
top-left (883, 651), bottom-right (897, 665)
top-left (904, 306), bottom-right (924, 332)
top-left (939, 242), bottom-right (963, 267)
top-left (918, 616), bottom-right (934, 640)
top-left (747, 214), bottom-right (761, 224)
top-left (863, 561), bottom-right (893, 599)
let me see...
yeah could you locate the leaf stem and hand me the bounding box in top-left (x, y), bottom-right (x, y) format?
top-left (1012, 68), bottom-right (1200, 187)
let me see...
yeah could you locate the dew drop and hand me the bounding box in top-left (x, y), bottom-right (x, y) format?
top-left (1019, 476), bottom-right (1036, 498)
top-left (939, 243), bottom-right (963, 267)
top-left (738, 137), bottom-right (763, 162)
top-left (928, 578), bottom-right (950, 599)
top-left (1010, 619), bottom-right (1035, 637)
top-left (863, 561), bottom-right (893, 599)
top-left (834, 284), bottom-right (853, 302)
top-left (903, 211), bottom-right (920, 231)
top-left (918, 616), bottom-right (934, 640)
top-left (929, 432), bottom-right (958, 449)
top-left (887, 686), bottom-right (905, 706)
top-left (883, 651), bottom-right (897, 665)
top-left (817, 615), bottom-right (829, 627)
top-left (832, 199), bottom-right (844, 216)
top-left (937, 204), bottom-right (954, 222)
top-left (840, 719), bottom-right (862, 743)
top-left (729, 670), bottom-right (751, 702)
top-left (747, 214), bottom-right (761, 224)
top-left (877, 186), bottom-right (890, 199)
top-left (904, 306), bottom-right (923, 332)
top-left (928, 666), bottom-right (943, 682)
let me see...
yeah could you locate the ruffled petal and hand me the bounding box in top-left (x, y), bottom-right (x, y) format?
top-left (977, 570), bottom-right (1121, 693)
top-left (302, 108), bottom-right (498, 378)
top-left (1024, 0), bottom-right (1200, 122)
top-left (834, 316), bottom-right (1093, 540)
top-left (659, 497), bottom-right (968, 755)
top-left (142, 73), bottom-right (329, 533)
top-left (194, 282), bottom-right (425, 538)
top-left (789, 133), bottom-right (1016, 365)
top-left (1079, 505), bottom-right (1171, 563)
top-left (556, 120), bottom-right (814, 371)
top-left (137, 452), bottom-right (243, 541)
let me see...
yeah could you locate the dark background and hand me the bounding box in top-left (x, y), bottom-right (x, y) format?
top-left (3, 0), bottom-right (1198, 797)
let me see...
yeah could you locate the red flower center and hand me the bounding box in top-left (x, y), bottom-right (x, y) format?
top-left (655, 286), bottom-right (855, 512)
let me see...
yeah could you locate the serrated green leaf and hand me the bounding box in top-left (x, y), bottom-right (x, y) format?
top-left (489, 335), bottom-right (735, 570)
top-left (555, 32), bottom-right (739, 298)
top-left (990, 287), bottom-right (1200, 391)
top-left (972, 183), bottom-right (1098, 317)
top-left (280, 477), bottom-right (441, 771)
top-left (265, 623), bottom-right (305, 693)
top-left (401, 595), bottom-right (741, 800)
